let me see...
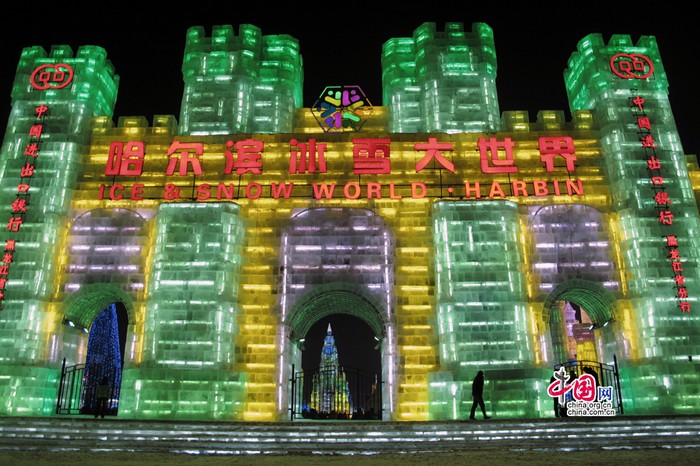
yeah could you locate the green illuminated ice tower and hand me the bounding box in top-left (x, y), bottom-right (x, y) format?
top-left (382, 22), bottom-right (500, 133)
top-left (179, 24), bottom-right (303, 135)
top-left (0, 45), bottom-right (118, 414)
top-left (565, 34), bottom-right (700, 414)
top-left (309, 324), bottom-right (352, 415)
top-left (428, 201), bottom-right (536, 419)
top-left (117, 203), bottom-right (247, 420)
top-left (383, 22), bottom-right (534, 420)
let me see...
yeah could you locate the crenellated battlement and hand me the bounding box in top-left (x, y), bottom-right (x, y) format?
top-left (183, 24), bottom-right (265, 77)
top-left (180, 24), bottom-right (303, 135)
top-left (409, 21), bottom-right (497, 71)
top-left (88, 107), bottom-right (595, 137)
top-left (382, 22), bottom-right (500, 134)
top-left (12, 44), bottom-right (118, 117)
top-left (565, 33), bottom-right (668, 112)
top-left (91, 115), bottom-right (179, 138)
top-left (1, 21), bottom-right (696, 424)
top-left (501, 110), bottom-right (596, 133)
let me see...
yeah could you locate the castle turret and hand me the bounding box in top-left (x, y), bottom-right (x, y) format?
top-left (179, 24), bottom-right (303, 135)
top-left (0, 44), bottom-right (118, 413)
top-left (565, 33), bottom-right (700, 414)
top-left (382, 22), bottom-right (499, 133)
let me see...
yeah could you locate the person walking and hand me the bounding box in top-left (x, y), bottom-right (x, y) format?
top-left (469, 370), bottom-right (491, 420)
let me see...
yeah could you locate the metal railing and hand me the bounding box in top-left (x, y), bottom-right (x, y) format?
top-left (56, 358), bottom-right (120, 416)
top-left (290, 364), bottom-right (382, 420)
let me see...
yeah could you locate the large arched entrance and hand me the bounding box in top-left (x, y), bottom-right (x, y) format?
top-left (286, 284), bottom-right (385, 420)
top-left (275, 208), bottom-right (398, 420)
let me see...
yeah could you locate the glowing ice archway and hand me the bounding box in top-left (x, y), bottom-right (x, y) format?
top-left (287, 283), bottom-right (386, 341)
top-left (61, 283), bottom-right (135, 330)
top-left (542, 279), bottom-right (616, 325)
top-left (529, 203), bottom-right (620, 298)
top-left (276, 206), bottom-right (397, 419)
top-left (281, 282), bottom-right (397, 420)
top-left (542, 278), bottom-right (620, 364)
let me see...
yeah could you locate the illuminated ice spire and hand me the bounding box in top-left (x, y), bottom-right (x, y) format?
top-left (309, 323), bottom-right (352, 415)
top-left (320, 323), bottom-right (339, 371)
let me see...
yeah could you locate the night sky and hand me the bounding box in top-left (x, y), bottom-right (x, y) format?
top-left (1, 4), bottom-right (696, 374)
top-left (1, 4), bottom-right (696, 156)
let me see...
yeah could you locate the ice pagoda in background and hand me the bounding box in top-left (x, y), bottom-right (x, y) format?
top-left (308, 324), bottom-right (353, 417)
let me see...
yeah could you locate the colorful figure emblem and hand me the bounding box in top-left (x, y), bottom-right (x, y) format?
top-left (312, 85), bottom-right (373, 132)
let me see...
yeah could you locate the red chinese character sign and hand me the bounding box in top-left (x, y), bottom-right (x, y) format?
top-left (96, 134), bottom-right (586, 203)
top-left (2, 104), bottom-right (47, 310)
top-left (312, 85), bottom-right (373, 132)
top-left (611, 51), bottom-right (689, 314)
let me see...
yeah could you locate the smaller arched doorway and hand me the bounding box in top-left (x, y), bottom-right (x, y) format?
top-left (543, 279), bottom-right (624, 414)
top-left (544, 279), bottom-right (617, 364)
top-left (56, 286), bottom-right (133, 416)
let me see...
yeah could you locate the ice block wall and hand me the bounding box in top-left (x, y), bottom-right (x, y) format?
top-left (119, 203), bottom-right (246, 420)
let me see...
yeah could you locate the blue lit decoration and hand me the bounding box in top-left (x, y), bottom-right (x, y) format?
top-left (83, 303), bottom-right (122, 415)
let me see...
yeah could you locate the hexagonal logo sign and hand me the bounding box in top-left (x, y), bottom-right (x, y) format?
top-left (312, 85), bottom-right (373, 132)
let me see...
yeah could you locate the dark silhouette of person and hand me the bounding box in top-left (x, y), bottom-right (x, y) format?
top-left (95, 376), bottom-right (111, 419)
top-left (583, 366), bottom-right (600, 387)
top-left (469, 370), bottom-right (491, 420)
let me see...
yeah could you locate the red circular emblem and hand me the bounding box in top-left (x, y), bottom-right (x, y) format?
top-left (610, 54), bottom-right (654, 79)
top-left (30, 63), bottom-right (74, 90)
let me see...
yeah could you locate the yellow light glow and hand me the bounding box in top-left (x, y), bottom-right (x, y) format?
top-left (403, 364), bottom-right (438, 370)
top-left (401, 345), bottom-right (434, 351)
top-left (398, 247), bottom-right (430, 254)
top-left (402, 325), bottom-right (432, 330)
top-left (245, 383), bottom-right (276, 389)
top-left (399, 286), bottom-right (430, 293)
top-left (241, 284), bottom-right (274, 292)
top-left (398, 266), bottom-right (429, 273)
top-left (248, 344), bottom-right (276, 350)
top-left (400, 305), bottom-right (432, 311)
top-left (245, 363), bottom-right (276, 370)
top-left (241, 324), bottom-right (275, 331)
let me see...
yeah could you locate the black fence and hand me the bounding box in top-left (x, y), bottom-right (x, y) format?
top-left (290, 364), bottom-right (381, 420)
top-left (56, 358), bottom-right (120, 416)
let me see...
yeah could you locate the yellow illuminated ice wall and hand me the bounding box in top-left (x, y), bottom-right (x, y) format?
top-left (0, 22), bottom-right (697, 421)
